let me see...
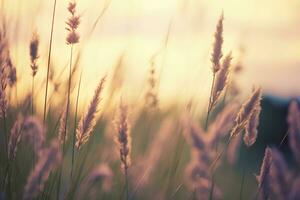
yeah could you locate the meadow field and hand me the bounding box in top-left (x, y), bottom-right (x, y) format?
top-left (0, 0), bottom-right (300, 199)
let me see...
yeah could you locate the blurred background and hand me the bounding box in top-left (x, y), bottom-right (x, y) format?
top-left (0, 0), bottom-right (299, 199)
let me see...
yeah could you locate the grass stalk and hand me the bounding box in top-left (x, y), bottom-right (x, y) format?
top-left (125, 167), bottom-right (129, 200)
top-left (43, 0), bottom-right (57, 125)
top-left (71, 70), bottom-right (82, 181)
top-left (32, 76), bottom-right (36, 165)
top-left (205, 74), bottom-right (216, 130)
top-left (57, 43), bottom-right (74, 200)
top-left (207, 74), bottom-right (216, 200)
top-left (209, 89), bottom-right (228, 200)
top-left (31, 76), bottom-right (34, 115)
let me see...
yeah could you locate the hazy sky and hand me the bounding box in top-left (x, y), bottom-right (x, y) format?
top-left (2, 0), bottom-right (300, 111)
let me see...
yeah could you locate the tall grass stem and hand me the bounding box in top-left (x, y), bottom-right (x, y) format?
top-left (71, 69), bottom-right (82, 180)
top-left (43, 0), bottom-right (57, 125)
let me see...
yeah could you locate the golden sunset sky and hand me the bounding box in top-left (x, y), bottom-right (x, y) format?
top-left (1, 0), bottom-right (300, 112)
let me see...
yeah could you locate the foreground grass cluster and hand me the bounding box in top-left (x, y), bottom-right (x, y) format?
top-left (0, 1), bottom-right (300, 200)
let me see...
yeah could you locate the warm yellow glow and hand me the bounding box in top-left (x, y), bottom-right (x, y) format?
top-left (2, 0), bottom-right (300, 113)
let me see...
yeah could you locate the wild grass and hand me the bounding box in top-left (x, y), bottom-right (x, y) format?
top-left (0, 1), bottom-right (300, 200)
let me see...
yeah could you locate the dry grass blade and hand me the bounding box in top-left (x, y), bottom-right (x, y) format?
top-left (209, 52), bottom-right (232, 110)
top-left (244, 100), bottom-right (261, 147)
top-left (8, 116), bottom-right (24, 160)
top-left (29, 32), bottom-right (39, 77)
top-left (115, 100), bottom-right (131, 171)
top-left (115, 100), bottom-right (131, 200)
top-left (231, 87), bottom-right (262, 137)
top-left (211, 12), bottom-right (224, 74)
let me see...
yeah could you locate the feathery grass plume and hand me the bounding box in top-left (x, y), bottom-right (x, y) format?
top-left (289, 177), bottom-right (300, 200)
top-left (115, 100), bottom-right (131, 200)
top-left (270, 148), bottom-right (291, 200)
top-left (0, 64), bottom-right (8, 119)
top-left (8, 116), bottom-right (24, 160)
top-left (29, 32), bottom-right (39, 77)
top-left (0, 24), bottom-right (16, 88)
top-left (209, 52), bottom-right (232, 110)
top-left (0, 26), bottom-right (9, 119)
top-left (23, 140), bottom-right (62, 200)
top-left (29, 32), bottom-right (39, 114)
top-left (66, 1), bottom-right (80, 45)
top-left (22, 116), bottom-right (45, 153)
top-left (205, 13), bottom-right (225, 131)
top-left (76, 76), bottom-right (106, 149)
top-left (231, 87), bottom-right (262, 137)
top-left (211, 12), bottom-right (224, 73)
top-left (226, 133), bottom-right (242, 166)
top-left (115, 101), bottom-right (131, 171)
top-left (257, 147), bottom-right (272, 200)
top-left (0, 24), bottom-right (8, 61)
top-left (287, 100), bottom-right (300, 165)
top-left (58, 103), bottom-right (67, 143)
top-left (244, 99), bottom-right (261, 147)
top-left (145, 55), bottom-right (159, 109)
top-left (208, 103), bottom-right (238, 147)
top-left (6, 57), bottom-right (17, 87)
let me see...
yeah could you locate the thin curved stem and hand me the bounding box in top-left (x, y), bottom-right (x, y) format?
top-left (57, 44), bottom-right (73, 200)
top-left (31, 76), bottom-right (34, 115)
top-left (205, 74), bottom-right (216, 131)
top-left (207, 74), bottom-right (216, 200)
top-left (71, 69), bottom-right (82, 181)
top-left (43, 0), bottom-right (57, 125)
top-left (125, 167), bottom-right (129, 200)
